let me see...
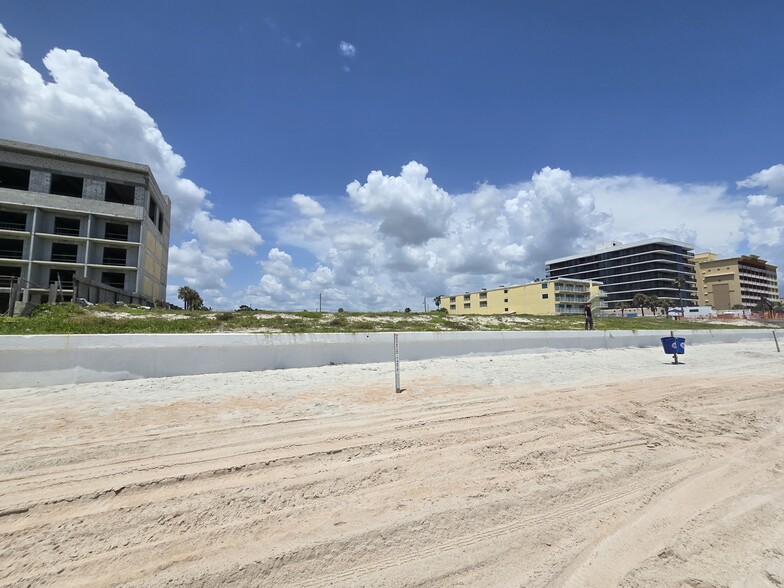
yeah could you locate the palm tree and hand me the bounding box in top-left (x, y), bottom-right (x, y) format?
top-left (647, 295), bottom-right (660, 316)
top-left (177, 286), bottom-right (203, 310)
top-left (632, 293), bottom-right (649, 317)
top-left (672, 277), bottom-right (686, 317)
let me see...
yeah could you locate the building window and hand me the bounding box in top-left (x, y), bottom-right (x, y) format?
top-left (102, 247), bottom-right (127, 266)
top-left (480, 301), bottom-right (488, 308)
top-left (504, 289), bottom-right (508, 294)
top-left (105, 182), bottom-right (135, 205)
top-left (479, 292), bottom-right (487, 299)
top-left (463, 303), bottom-right (471, 309)
top-left (105, 223), bottom-right (129, 241)
top-left (49, 269), bottom-right (75, 289)
top-left (542, 293), bottom-right (549, 299)
top-left (50, 173), bottom-right (83, 198)
top-left (0, 165), bottom-right (30, 191)
top-left (504, 307), bottom-right (509, 312)
top-left (449, 296), bottom-right (456, 302)
top-left (449, 304), bottom-right (456, 310)
top-left (53, 217), bottom-right (80, 236)
top-left (0, 210), bottom-right (27, 231)
top-left (463, 294), bottom-right (470, 301)
top-left (101, 271), bottom-right (125, 290)
top-left (148, 198), bottom-right (158, 224)
top-left (541, 282), bottom-right (548, 289)
top-left (0, 266), bottom-right (22, 286)
top-left (0, 238), bottom-right (24, 259)
top-left (504, 298), bottom-right (508, 303)
top-left (51, 242), bottom-right (78, 263)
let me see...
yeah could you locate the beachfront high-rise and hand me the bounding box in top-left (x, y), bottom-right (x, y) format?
top-left (0, 139), bottom-right (170, 313)
top-left (545, 238), bottom-right (697, 308)
top-left (691, 252), bottom-right (780, 310)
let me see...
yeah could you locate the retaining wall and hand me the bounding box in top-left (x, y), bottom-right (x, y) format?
top-left (0, 329), bottom-right (777, 390)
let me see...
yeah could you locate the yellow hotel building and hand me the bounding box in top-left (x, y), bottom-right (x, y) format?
top-left (439, 278), bottom-right (605, 316)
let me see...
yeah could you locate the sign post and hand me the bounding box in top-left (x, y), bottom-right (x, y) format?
top-left (393, 333), bottom-right (402, 393)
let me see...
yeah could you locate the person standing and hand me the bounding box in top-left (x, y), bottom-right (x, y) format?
top-left (584, 304), bottom-right (594, 330)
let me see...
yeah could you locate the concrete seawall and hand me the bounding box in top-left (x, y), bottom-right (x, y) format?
top-left (0, 329), bottom-right (778, 389)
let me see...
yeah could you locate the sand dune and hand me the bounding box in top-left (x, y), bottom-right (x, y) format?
top-left (1, 341), bottom-right (783, 587)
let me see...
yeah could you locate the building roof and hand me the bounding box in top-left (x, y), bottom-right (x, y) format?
top-left (0, 138), bottom-right (167, 203)
top-left (545, 237), bottom-right (694, 265)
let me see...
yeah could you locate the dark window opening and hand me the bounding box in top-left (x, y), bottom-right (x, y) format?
top-left (50, 173), bottom-right (83, 198)
top-left (102, 247), bottom-right (127, 266)
top-left (157, 214), bottom-right (164, 233)
top-left (54, 217), bottom-right (80, 236)
top-left (0, 238), bottom-right (24, 259)
top-left (101, 271), bottom-right (125, 290)
top-left (0, 165), bottom-right (30, 191)
top-left (0, 266), bottom-right (22, 288)
top-left (49, 269), bottom-right (75, 289)
top-left (148, 198), bottom-right (158, 224)
top-left (0, 210), bottom-right (27, 231)
top-left (51, 242), bottom-right (78, 263)
top-left (105, 223), bottom-right (129, 241)
top-left (105, 182), bottom-right (135, 205)
top-left (542, 293), bottom-right (549, 299)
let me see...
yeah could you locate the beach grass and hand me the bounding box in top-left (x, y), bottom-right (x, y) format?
top-left (0, 302), bottom-right (771, 335)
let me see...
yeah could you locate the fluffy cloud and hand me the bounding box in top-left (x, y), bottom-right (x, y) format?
top-left (168, 241), bottom-right (233, 291)
top-left (190, 211), bottom-right (263, 257)
top-left (347, 161), bottom-right (455, 245)
top-left (0, 24), bottom-right (263, 304)
top-left (338, 41), bottom-right (356, 58)
top-left (257, 161), bottom-right (784, 311)
top-left (291, 193), bottom-right (325, 217)
top-left (737, 164), bottom-right (784, 196)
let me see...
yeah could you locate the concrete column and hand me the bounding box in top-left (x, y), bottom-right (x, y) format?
top-left (83, 179), bottom-right (104, 201)
top-left (28, 170), bottom-right (50, 193)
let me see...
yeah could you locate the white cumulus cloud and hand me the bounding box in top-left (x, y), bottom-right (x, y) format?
top-left (338, 41), bottom-right (356, 58)
top-left (737, 164), bottom-right (784, 196)
top-left (347, 161), bottom-right (455, 245)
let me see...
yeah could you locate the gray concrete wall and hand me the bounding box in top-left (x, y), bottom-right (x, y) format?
top-left (0, 329), bottom-right (777, 390)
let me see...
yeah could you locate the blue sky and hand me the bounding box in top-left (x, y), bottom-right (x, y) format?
top-left (1, 2), bottom-right (783, 310)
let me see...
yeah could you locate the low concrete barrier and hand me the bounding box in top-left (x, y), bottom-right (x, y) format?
top-left (0, 329), bottom-right (776, 389)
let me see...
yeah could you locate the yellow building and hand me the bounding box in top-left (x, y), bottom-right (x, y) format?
top-left (439, 278), bottom-right (604, 316)
top-left (691, 252), bottom-right (780, 310)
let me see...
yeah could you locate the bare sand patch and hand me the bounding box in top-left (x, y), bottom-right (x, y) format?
top-left (1, 341), bottom-right (782, 587)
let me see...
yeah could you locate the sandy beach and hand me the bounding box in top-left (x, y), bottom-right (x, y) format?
top-left (1, 340), bottom-right (783, 587)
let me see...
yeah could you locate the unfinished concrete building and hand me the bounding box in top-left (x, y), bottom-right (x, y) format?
top-left (0, 139), bottom-right (170, 313)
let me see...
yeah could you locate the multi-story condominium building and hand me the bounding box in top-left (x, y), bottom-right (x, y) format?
top-left (439, 278), bottom-right (604, 316)
top-left (0, 139), bottom-right (170, 313)
top-left (691, 252), bottom-right (780, 310)
top-left (545, 238), bottom-right (697, 308)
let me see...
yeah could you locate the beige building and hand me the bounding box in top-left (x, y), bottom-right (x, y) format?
top-left (0, 139), bottom-right (170, 312)
top-left (439, 278), bottom-right (604, 316)
top-left (691, 252), bottom-right (780, 310)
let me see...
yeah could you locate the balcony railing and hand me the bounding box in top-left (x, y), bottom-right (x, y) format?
top-left (0, 221), bottom-right (27, 231)
top-left (51, 253), bottom-right (78, 263)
